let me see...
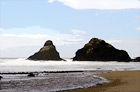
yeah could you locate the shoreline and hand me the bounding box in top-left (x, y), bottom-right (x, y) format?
top-left (0, 70), bottom-right (111, 74)
top-left (62, 70), bottom-right (140, 92)
top-left (0, 70), bottom-right (140, 92)
top-left (0, 71), bottom-right (109, 92)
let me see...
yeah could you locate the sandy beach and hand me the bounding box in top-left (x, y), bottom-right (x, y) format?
top-left (0, 70), bottom-right (140, 92)
top-left (63, 70), bottom-right (140, 92)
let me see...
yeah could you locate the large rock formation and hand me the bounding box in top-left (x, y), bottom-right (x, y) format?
top-left (73, 38), bottom-right (131, 62)
top-left (28, 40), bottom-right (62, 61)
top-left (132, 57), bottom-right (140, 62)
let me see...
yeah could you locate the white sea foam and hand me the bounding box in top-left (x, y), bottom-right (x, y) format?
top-left (0, 58), bottom-right (140, 73)
top-left (0, 72), bottom-right (109, 92)
top-left (0, 58), bottom-right (139, 92)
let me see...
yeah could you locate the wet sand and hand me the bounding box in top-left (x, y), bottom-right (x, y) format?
top-left (0, 71), bottom-right (109, 92)
top-left (63, 71), bottom-right (140, 92)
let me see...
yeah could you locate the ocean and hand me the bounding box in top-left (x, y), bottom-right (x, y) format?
top-left (0, 58), bottom-right (140, 92)
top-left (0, 58), bottom-right (140, 73)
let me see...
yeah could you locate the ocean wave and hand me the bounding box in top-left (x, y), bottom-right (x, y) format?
top-left (0, 58), bottom-right (140, 73)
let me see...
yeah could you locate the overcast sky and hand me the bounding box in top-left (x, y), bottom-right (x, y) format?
top-left (0, 0), bottom-right (140, 58)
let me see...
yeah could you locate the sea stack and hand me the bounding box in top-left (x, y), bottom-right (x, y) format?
top-left (28, 40), bottom-right (62, 61)
top-left (73, 38), bottom-right (131, 62)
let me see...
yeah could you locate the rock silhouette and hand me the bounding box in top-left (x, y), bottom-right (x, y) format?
top-left (73, 38), bottom-right (131, 62)
top-left (28, 40), bottom-right (62, 60)
top-left (132, 57), bottom-right (140, 62)
top-left (27, 73), bottom-right (35, 77)
top-left (0, 76), bottom-right (3, 80)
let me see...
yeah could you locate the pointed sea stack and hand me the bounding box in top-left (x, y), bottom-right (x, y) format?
top-left (73, 38), bottom-right (131, 62)
top-left (28, 40), bottom-right (62, 61)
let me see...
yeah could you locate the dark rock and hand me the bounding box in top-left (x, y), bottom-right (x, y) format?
top-left (27, 40), bottom-right (63, 61)
top-left (132, 57), bottom-right (140, 62)
top-left (96, 83), bottom-right (102, 86)
top-left (73, 38), bottom-right (131, 62)
top-left (27, 73), bottom-right (35, 77)
top-left (0, 76), bottom-right (3, 80)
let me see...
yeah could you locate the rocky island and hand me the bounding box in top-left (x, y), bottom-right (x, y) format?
top-left (73, 38), bottom-right (131, 62)
top-left (27, 40), bottom-right (63, 61)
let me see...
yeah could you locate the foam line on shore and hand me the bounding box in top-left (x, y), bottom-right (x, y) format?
top-left (43, 76), bottom-right (109, 92)
top-left (0, 72), bottom-right (109, 92)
